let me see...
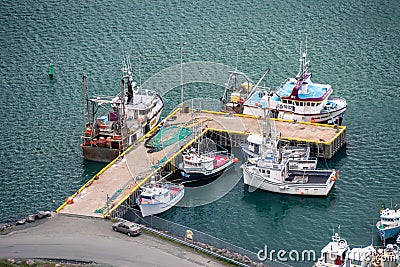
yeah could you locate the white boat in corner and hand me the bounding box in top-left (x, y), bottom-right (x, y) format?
top-left (314, 229), bottom-right (350, 267)
top-left (136, 182), bottom-right (184, 217)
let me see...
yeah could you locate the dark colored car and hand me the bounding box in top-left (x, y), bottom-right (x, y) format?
top-left (112, 221), bottom-right (141, 236)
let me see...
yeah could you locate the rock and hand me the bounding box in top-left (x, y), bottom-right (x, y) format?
top-left (55, 264), bottom-right (61, 267)
top-left (7, 258), bottom-right (15, 264)
top-left (242, 255), bottom-right (252, 264)
top-left (26, 259), bottom-right (35, 266)
top-left (36, 210), bottom-right (46, 219)
top-left (27, 215), bottom-right (36, 223)
top-left (44, 211), bottom-right (52, 217)
top-left (16, 218), bottom-right (27, 225)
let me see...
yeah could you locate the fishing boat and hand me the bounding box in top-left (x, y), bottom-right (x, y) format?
top-left (81, 57), bottom-right (164, 162)
top-left (178, 138), bottom-right (237, 186)
top-left (314, 228), bottom-right (350, 267)
top-left (241, 106), bottom-right (336, 196)
top-left (242, 150), bottom-right (337, 196)
top-left (221, 69), bottom-right (263, 114)
top-left (347, 245), bottom-right (375, 267)
top-left (371, 245), bottom-right (400, 267)
top-left (241, 134), bottom-right (318, 169)
top-left (136, 181), bottom-right (184, 217)
top-left (243, 47), bottom-right (347, 125)
top-left (220, 68), bottom-right (271, 114)
top-left (376, 204), bottom-right (400, 240)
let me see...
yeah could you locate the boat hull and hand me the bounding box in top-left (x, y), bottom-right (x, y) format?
top-left (180, 159), bottom-right (234, 187)
top-left (81, 108), bottom-right (163, 163)
top-left (243, 104), bottom-right (346, 125)
top-left (81, 145), bottom-right (120, 163)
top-left (377, 224), bottom-right (400, 240)
top-left (242, 166), bottom-right (335, 196)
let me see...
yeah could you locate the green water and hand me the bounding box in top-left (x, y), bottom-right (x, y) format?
top-left (1, 0), bottom-right (399, 265)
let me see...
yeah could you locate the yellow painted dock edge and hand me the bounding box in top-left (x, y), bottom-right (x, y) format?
top-left (104, 125), bottom-right (213, 217)
top-left (57, 107), bottom-right (345, 213)
top-left (56, 108), bottom-right (181, 213)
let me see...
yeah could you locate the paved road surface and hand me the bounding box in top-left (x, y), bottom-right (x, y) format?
top-left (0, 214), bottom-right (228, 267)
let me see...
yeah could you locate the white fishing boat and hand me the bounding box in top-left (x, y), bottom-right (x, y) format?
top-left (243, 46), bottom-right (347, 125)
top-left (347, 245), bottom-right (375, 267)
top-left (241, 106), bottom-right (336, 196)
top-left (136, 181), bottom-right (184, 217)
top-left (242, 155), bottom-right (337, 196)
top-left (376, 204), bottom-right (400, 240)
top-left (81, 57), bottom-right (164, 162)
top-left (241, 134), bottom-right (318, 170)
top-left (314, 228), bottom-right (350, 267)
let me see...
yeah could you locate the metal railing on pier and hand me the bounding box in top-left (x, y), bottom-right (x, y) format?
top-left (112, 205), bottom-right (290, 267)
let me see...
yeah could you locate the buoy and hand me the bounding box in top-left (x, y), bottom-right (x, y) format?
top-left (233, 158), bottom-right (239, 163)
top-left (311, 118), bottom-right (316, 123)
top-left (48, 63), bottom-right (54, 78)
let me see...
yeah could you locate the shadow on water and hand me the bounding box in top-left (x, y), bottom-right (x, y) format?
top-left (241, 186), bottom-right (337, 220)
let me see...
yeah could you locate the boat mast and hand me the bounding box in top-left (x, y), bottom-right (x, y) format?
top-left (119, 77), bottom-right (125, 137)
top-left (248, 68), bottom-right (270, 97)
top-left (177, 42), bottom-right (187, 110)
top-left (82, 75), bottom-right (91, 127)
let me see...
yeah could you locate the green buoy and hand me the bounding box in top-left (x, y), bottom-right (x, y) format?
top-left (49, 63), bottom-right (54, 78)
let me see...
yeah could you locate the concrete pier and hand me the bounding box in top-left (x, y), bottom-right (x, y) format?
top-left (57, 108), bottom-right (346, 218)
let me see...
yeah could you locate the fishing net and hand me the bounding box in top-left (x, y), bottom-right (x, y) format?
top-left (146, 125), bottom-right (192, 152)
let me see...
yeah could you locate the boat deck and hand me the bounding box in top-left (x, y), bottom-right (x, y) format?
top-left (286, 170), bottom-right (334, 184)
top-left (58, 108), bottom-right (345, 218)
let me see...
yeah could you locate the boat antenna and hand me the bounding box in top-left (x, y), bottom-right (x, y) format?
top-left (305, 35), bottom-right (308, 58)
top-left (138, 61), bottom-right (142, 90)
top-left (235, 50), bottom-right (239, 71)
top-left (371, 219), bottom-right (374, 246)
top-left (82, 74), bottom-right (91, 127)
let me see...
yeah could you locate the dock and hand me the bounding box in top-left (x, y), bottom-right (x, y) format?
top-left (57, 108), bottom-right (346, 218)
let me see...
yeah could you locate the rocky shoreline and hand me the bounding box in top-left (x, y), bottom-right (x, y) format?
top-left (1, 211), bottom-right (54, 234)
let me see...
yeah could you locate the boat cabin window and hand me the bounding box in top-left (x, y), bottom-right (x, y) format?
top-left (139, 109), bottom-right (147, 115)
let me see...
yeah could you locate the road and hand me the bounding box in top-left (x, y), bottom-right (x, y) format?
top-left (0, 214), bottom-right (228, 267)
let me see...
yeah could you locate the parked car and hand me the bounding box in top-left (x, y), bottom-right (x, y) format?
top-left (112, 221), bottom-right (141, 236)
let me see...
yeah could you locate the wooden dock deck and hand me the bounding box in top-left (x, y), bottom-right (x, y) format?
top-left (57, 108), bottom-right (346, 218)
